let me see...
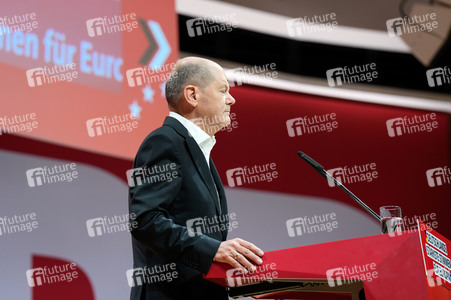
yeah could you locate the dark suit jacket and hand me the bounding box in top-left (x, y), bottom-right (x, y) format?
top-left (129, 117), bottom-right (229, 300)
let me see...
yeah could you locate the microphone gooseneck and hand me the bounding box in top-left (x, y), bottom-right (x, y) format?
top-left (297, 151), bottom-right (381, 222)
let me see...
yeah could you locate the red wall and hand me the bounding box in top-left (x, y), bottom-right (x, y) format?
top-left (213, 85), bottom-right (451, 237)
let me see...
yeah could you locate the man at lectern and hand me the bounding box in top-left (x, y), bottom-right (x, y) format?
top-left (128, 57), bottom-right (264, 299)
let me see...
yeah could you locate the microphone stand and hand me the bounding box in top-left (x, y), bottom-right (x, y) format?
top-left (298, 151), bottom-right (381, 223)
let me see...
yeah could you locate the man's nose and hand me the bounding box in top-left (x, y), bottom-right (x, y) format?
top-left (227, 93), bottom-right (236, 105)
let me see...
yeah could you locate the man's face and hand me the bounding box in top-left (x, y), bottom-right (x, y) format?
top-left (196, 66), bottom-right (236, 135)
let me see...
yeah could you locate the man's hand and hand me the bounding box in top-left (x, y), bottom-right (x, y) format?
top-left (214, 238), bottom-right (264, 273)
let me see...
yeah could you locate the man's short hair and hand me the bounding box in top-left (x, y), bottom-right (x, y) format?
top-left (165, 62), bottom-right (215, 107)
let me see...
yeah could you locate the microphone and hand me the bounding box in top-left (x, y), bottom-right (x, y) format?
top-left (297, 151), bottom-right (381, 222)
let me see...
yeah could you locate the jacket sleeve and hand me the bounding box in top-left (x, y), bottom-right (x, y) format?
top-left (129, 132), bottom-right (221, 274)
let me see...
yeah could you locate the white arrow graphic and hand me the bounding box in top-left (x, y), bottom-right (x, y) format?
top-left (148, 21), bottom-right (171, 70)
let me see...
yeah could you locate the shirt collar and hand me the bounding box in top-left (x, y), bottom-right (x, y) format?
top-left (169, 111), bottom-right (216, 151)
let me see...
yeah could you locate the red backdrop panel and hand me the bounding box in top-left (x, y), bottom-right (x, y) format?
top-left (213, 85), bottom-right (451, 237)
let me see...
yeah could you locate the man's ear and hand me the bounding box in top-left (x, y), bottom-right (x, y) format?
top-left (183, 85), bottom-right (198, 108)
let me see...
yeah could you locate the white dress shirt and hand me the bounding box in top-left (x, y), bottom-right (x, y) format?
top-left (169, 112), bottom-right (216, 167)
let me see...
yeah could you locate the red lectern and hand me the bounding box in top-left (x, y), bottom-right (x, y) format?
top-left (205, 222), bottom-right (451, 299)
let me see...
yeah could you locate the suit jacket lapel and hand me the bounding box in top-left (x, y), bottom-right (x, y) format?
top-left (210, 159), bottom-right (229, 240)
top-left (164, 117), bottom-right (222, 215)
top-left (210, 159), bottom-right (227, 214)
top-left (186, 137), bottom-right (222, 214)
